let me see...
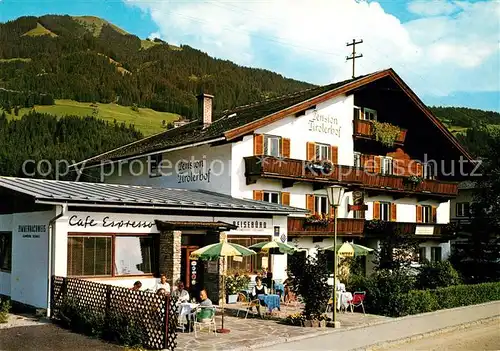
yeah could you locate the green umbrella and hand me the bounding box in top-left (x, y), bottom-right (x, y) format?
top-left (248, 240), bottom-right (297, 254)
top-left (189, 241), bottom-right (256, 333)
top-left (322, 242), bottom-right (373, 257)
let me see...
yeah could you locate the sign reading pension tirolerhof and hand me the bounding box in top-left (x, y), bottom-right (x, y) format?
top-left (308, 111), bottom-right (341, 137)
top-left (176, 159), bottom-right (212, 184)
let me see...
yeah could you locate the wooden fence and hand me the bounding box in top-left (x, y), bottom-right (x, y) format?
top-left (51, 276), bottom-right (177, 350)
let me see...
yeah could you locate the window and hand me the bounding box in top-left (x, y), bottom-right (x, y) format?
top-left (419, 247), bottom-right (427, 263)
top-left (149, 153), bottom-right (163, 178)
top-left (315, 143), bottom-right (330, 161)
top-left (315, 195), bottom-right (329, 215)
top-left (456, 202), bottom-right (470, 217)
top-left (67, 235), bottom-right (157, 277)
top-left (423, 162), bottom-right (436, 180)
top-left (353, 106), bottom-right (362, 120)
top-left (354, 210), bottom-right (365, 219)
top-left (353, 152), bottom-right (361, 168)
top-left (263, 191), bottom-right (280, 204)
top-left (0, 232), bottom-right (12, 272)
top-left (363, 108), bottom-right (377, 121)
top-left (431, 247), bottom-right (442, 262)
top-left (380, 202), bottom-right (391, 221)
top-left (422, 205), bottom-right (432, 223)
top-left (264, 135), bottom-right (282, 157)
top-left (380, 157), bottom-right (393, 175)
top-left (227, 236), bottom-right (270, 273)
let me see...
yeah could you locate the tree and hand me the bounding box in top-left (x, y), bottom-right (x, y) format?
top-left (450, 132), bottom-right (500, 283)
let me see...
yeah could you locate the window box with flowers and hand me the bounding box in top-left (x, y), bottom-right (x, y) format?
top-left (304, 213), bottom-right (334, 226)
top-left (404, 175), bottom-right (424, 190)
top-left (371, 121), bottom-right (406, 147)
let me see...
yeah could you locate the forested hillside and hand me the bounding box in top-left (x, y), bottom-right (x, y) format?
top-left (0, 111), bottom-right (142, 178)
top-left (0, 15), bottom-right (313, 119)
top-left (429, 106), bottom-right (500, 129)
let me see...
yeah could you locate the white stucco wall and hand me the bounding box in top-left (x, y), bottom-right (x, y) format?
top-left (105, 143), bottom-right (232, 195)
top-left (0, 214), bottom-right (13, 297)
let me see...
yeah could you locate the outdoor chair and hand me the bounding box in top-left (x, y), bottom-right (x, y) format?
top-left (236, 293), bottom-right (262, 319)
top-left (193, 306), bottom-right (217, 337)
top-left (348, 291), bottom-right (366, 315)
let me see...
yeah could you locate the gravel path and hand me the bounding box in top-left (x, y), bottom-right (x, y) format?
top-left (382, 318), bottom-right (500, 351)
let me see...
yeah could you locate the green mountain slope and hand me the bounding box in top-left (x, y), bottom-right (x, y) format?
top-left (429, 106), bottom-right (500, 131)
top-left (0, 15), bottom-right (314, 121)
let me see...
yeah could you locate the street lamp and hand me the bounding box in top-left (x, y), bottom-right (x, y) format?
top-left (326, 185), bottom-right (345, 328)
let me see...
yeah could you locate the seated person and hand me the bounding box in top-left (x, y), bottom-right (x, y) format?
top-left (130, 281), bottom-right (142, 291)
top-left (283, 278), bottom-right (297, 304)
top-left (251, 276), bottom-right (268, 297)
top-left (172, 281), bottom-right (190, 302)
top-left (154, 274), bottom-right (171, 294)
top-left (156, 288), bottom-right (167, 296)
top-left (193, 289), bottom-right (214, 322)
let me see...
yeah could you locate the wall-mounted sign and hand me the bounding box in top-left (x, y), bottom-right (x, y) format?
top-left (308, 110), bottom-right (341, 137)
top-left (415, 226), bottom-right (435, 235)
top-left (215, 217), bottom-right (273, 232)
top-left (177, 159), bottom-right (211, 184)
top-left (280, 233), bottom-right (287, 243)
top-left (207, 260), bottom-right (218, 273)
top-left (352, 190), bottom-right (364, 205)
top-left (274, 226), bottom-right (280, 237)
top-left (261, 257), bottom-right (269, 269)
top-left (18, 224), bottom-right (46, 238)
top-left (68, 215), bottom-right (155, 229)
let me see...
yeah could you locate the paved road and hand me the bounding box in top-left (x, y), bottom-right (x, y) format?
top-left (382, 318), bottom-right (500, 351)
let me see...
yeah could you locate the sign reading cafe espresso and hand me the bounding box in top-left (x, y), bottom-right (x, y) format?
top-left (68, 215), bottom-right (155, 229)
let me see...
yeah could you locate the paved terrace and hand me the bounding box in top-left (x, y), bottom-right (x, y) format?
top-left (176, 304), bottom-right (389, 351)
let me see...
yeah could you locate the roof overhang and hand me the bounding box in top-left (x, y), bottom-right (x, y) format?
top-left (155, 220), bottom-right (237, 231)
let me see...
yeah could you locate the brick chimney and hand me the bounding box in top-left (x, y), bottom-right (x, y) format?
top-left (197, 93), bottom-right (214, 128)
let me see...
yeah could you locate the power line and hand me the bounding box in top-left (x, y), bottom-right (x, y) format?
top-left (346, 39), bottom-right (363, 79)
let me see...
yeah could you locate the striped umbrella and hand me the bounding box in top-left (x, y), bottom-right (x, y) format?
top-left (189, 241), bottom-right (256, 333)
top-left (323, 242), bottom-right (373, 257)
top-left (248, 240), bottom-right (297, 254)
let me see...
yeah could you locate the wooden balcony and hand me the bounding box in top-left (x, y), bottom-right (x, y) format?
top-left (365, 220), bottom-right (455, 240)
top-left (354, 119), bottom-right (407, 144)
top-left (288, 217), bottom-right (365, 237)
top-left (244, 156), bottom-right (458, 197)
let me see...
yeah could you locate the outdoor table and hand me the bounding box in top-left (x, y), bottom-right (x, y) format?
top-left (274, 283), bottom-right (284, 296)
top-left (257, 294), bottom-right (280, 312)
top-left (178, 302), bottom-right (199, 327)
top-left (336, 291), bottom-right (353, 311)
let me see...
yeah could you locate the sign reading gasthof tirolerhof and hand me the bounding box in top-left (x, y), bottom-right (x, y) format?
top-left (18, 224), bottom-right (46, 239)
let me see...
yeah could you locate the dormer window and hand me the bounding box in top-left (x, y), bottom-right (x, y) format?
top-left (363, 108), bottom-right (377, 121)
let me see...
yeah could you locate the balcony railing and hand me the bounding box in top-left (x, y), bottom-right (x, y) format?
top-left (365, 220), bottom-right (456, 239)
top-left (354, 119), bottom-right (407, 144)
top-left (244, 156), bottom-right (458, 197)
top-left (288, 217), bottom-right (365, 237)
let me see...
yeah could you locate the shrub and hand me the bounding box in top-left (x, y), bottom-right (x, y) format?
top-left (284, 312), bottom-right (306, 326)
top-left (364, 269), bottom-right (416, 317)
top-left (103, 312), bottom-right (146, 348)
top-left (0, 297), bottom-right (11, 323)
top-left (403, 290), bottom-right (439, 315)
top-left (225, 274), bottom-right (251, 295)
top-left (345, 274), bottom-right (369, 293)
top-left (416, 261), bottom-right (461, 290)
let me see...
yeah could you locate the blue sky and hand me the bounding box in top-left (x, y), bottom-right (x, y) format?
top-left (0, 0), bottom-right (498, 112)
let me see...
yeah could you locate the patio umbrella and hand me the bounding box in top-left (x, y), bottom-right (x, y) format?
top-left (189, 241), bottom-right (256, 333)
top-left (248, 240), bottom-right (297, 254)
top-left (323, 242), bottom-right (374, 257)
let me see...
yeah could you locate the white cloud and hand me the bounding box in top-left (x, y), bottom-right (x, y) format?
top-left (125, 0), bottom-right (499, 99)
top-left (407, 0), bottom-right (460, 16)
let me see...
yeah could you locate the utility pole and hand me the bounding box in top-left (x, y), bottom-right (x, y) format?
top-left (346, 39), bottom-right (363, 79)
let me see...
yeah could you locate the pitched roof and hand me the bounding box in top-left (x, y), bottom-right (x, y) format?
top-left (75, 68), bottom-right (473, 167)
top-left (76, 73), bottom-right (375, 167)
top-left (0, 176), bottom-right (306, 214)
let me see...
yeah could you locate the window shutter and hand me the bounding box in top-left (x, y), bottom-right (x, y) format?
top-left (390, 203), bottom-right (397, 222)
top-left (306, 194), bottom-right (315, 213)
top-left (281, 138), bottom-right (291, 158)
top-left (363, 155), bottom-right (374, 173)
top-left (330, 146), bottom-right (339, 164)
top-left (373, 202), bottom-right (381, 220)
top-left (306, 142), bottom-right (316, 161)
top-left (281, 192), bottom-right (290, 206)
top-left (432, 206), bottom-right (437, 223)
top-left (416, 205), bottom-right (423, 223)
top-left (329, 204), bottom-right (336, 217)
top-left (253, 190), bottom-right (264, 201)
top-left (416, 162), bottom-right (423, 177)
top-left (374, 156), bottom-right (382, 174)
top-left (254, 134), bottom-right (264, 155)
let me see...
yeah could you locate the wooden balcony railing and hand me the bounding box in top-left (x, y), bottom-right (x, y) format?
top-left (354, 119), bottom-right (407, 144)
top-left (288, 217), bottom-right (365, 237)
top-left (244, 156), bottom-right (458, 197)
top-left (365, 220), bottom-right (455, 239)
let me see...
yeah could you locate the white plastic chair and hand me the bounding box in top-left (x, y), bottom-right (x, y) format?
top-left (193, 306), bottom-right (217, 337)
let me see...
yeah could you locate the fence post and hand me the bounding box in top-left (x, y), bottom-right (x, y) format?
top-left (104, 284), bottom-right (112, 330)
top-left (163, 295), bottom-right (170, 350)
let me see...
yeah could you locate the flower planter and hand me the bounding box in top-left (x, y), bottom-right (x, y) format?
top-left (301, 319), bottom-right (325, 327)
top-left (227, 294), bottom-right (239, 304)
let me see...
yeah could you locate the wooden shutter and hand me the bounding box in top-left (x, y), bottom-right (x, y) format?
top-left (363, 154), bottom-right (375, 173)
top-left (306, 194), bottom-right (315, 213)
top-left (416, 162), bottom-right (423, 177)
top-left (281, 138), bottom-right (291, 158)
top-left (306, 142), bottom-right (316, 161)
top-left (253, 190), bottom-right (264, 201)
top-left (416, 205), bottom-right (423, 223)
top-left (329, 204), bottom-right (336, 217)
top-left (390, 203), bottom-right (397, 222)
top-left (281, 192), bottom-right (290, 206)
top-left (432, 206), bottom-right (437, 223)
top-left (330, 146), bottom-right (338, 164)
top-left (254, 134), bottom-right (264, 155)
top-left (374, 156), bottom-right (382, 174)
top-left (373, 202), bottom-right (381, 220)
